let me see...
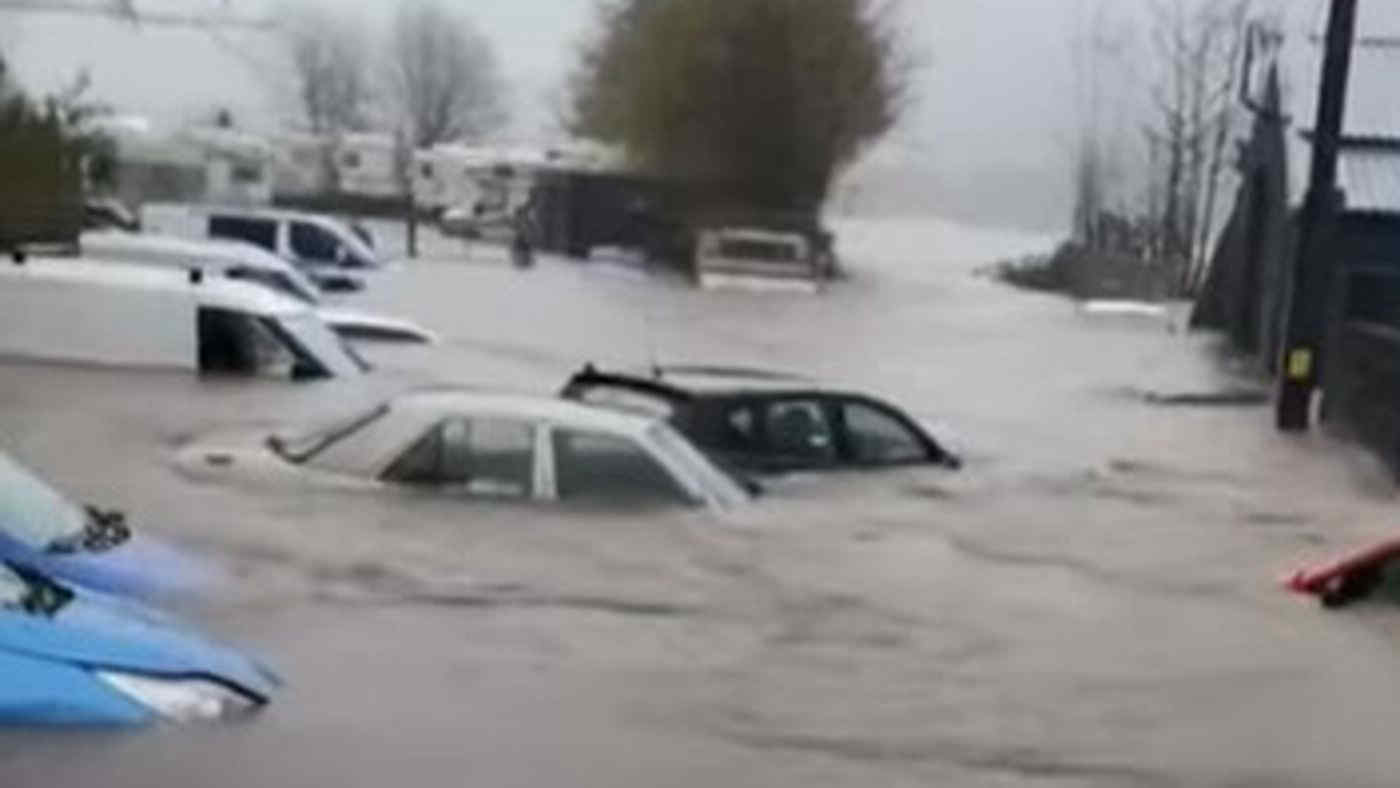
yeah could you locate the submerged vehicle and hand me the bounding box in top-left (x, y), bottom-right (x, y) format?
top-left (75, 232), bottom-right (436, 344)
top-left (693, 227), bottom-right (831, 294)
top-left (139, 203), bottom-right (382, 292)
top-left (0, 257), bottom-right (368, 381)
top-left (0, 448), bottom-right (208, 600)
top-left (176, 388), bottom-right (753, 511)
top-left (561, 365), bottom-right (962, 474)
top-left (0, 560), bottom-right (278, 726)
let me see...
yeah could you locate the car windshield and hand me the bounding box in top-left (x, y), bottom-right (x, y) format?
top-left (0, 451), bottom-right (88, 551)
top-left (271, 403), bottom-right (389, 464)
top-left (646, 423), bottom-right (751, 509)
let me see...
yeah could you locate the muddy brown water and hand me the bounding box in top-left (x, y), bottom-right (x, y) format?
top-left (3, 218), bottom-right (1400, 786)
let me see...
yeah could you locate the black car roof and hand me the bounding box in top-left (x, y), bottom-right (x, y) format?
top-left (566, 364), bottom-right (844, 399)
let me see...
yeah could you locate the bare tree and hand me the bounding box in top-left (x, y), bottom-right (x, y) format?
top-left (388, 0), bottom-right (505, 149)
top-left (283, 2), bottom-right (371, 137)
top-left (1145, 0), bottom-right (1249, 294)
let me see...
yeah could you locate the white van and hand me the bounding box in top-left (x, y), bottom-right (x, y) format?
top-left (0, 256), bottom-right (368, 380)
top-left (694, 228), bottom-right (824, 294)
top-left (75, 232), bottom-right (436, 344)
top-left (139, 203), bottom-right (383, 275)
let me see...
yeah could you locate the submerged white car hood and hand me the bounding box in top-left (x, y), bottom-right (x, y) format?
top-left (314, 307), bottom-right (437, 345)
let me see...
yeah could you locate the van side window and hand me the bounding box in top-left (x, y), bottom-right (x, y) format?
top-left (290, 222), bottom-right (340, 263)
top-left (209, 216), bottom-right (277, 251)
top-left (197, 307), bottom-right (292, 377)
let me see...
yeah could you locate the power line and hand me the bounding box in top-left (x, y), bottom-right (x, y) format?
top-left (0, 0), bottom-right (275, 30)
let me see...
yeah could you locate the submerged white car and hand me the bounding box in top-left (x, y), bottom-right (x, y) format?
top-left (176, 389), bottom-right (753, 511)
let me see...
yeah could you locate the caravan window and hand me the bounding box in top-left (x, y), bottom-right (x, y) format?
top-left (290, 222), bottom-right (341, 263)
top-left (718, 238), bottom-right (802, 262)
top-left (210, 216), bottom-right (277, 251)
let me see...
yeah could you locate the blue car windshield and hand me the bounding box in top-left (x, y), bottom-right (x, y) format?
top-left (0, 564), bottom-right (25, 607)
top-left (0, 452), bottom-right (87, 551)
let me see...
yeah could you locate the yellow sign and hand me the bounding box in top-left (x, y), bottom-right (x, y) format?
top-left (1287, 348), bottom-right (1313, 380)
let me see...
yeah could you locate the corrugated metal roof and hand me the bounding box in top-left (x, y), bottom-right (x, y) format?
top-left (1339, 148), bottom-right (1400, 213)
top-left (1289, 43), bottom-right (1400, 140)
top-left (1266, 4), bottom-right (1400, 212)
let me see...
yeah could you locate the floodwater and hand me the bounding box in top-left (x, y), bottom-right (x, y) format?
top-left (3, 217), bottom-right (1400, 786)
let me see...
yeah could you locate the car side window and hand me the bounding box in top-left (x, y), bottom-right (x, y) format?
top-left (290, 221), bottom-right (340, 263)
top-left (209, 216), bottom-right (277, 251)
top-left (762, 399), bottom-right (836, 465)
top-left (552, 429), bottom-right (691, 505)
top-left (842, 401), bottom-right (925, 465)
top-left (383, 418), bottom-right (535, 498)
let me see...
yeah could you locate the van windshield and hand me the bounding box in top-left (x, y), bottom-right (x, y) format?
top-left (275, 313), bottom-right (370, 377)
top-left (227, 266), bottom-right (321, 306)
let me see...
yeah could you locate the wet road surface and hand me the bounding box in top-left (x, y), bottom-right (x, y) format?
top-left (3, 218), bottom-right (1400, 786)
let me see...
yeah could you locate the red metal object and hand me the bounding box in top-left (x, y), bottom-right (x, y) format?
top-left (1284, 535), bottom-right (1400, 604)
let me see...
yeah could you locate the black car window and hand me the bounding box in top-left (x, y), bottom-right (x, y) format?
top-left (762, 399), bottom-right (836, 464)
top-left (842, 401), bottom-right (926, 465)
top-left (209, 215), bottom-right (277, 251)
top-left (552, 429), bottom-right (690, 506)
top-left (290, 221), bottom-right (340, 263)
top-left (383, 418), bottom-right (534, 498)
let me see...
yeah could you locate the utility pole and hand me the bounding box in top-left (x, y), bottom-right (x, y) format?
top-left (1276, 0), bottom-right (1358, 431)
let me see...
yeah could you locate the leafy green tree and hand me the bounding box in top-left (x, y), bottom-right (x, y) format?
top-left (571, 0), bottom-right (907, 215)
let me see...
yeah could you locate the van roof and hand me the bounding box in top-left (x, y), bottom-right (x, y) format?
top-left (79, 231), bottom-right (296, 273)
top-left (0, 257), bottom-right (312, 317)
top-left (143, 202), bottom-right (345, 228)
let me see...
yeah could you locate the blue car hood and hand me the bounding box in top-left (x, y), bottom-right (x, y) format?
top-left (0, 531), bottom-right (217, 602)
top-left (0, 590), bottom-right (279, 701)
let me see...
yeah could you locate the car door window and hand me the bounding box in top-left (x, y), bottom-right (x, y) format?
top-left (290, 221), bottom-right (341, 264)
top-left (842, 401), bottom-right (926, 465)
top-left (552, 429), bottom-right (691, 506)
top-left (383, 418), bottom-right (535, 498)
top-left (762, 399), bottom-right (836, 466)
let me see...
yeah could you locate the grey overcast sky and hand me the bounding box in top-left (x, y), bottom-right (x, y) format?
top-left (4, 0), bottom-right (1369, 230)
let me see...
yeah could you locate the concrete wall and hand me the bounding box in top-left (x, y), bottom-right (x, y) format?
top-left (1327, 322), bottom-right (1400, 478)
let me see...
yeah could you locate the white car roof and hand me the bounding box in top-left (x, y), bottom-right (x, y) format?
top-left (6, 257), bottom-right (312, 317)
top-left (393, 388), bottom-right (662, 439)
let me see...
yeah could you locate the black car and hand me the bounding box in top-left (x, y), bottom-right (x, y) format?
top-left (561, 365), bottom-right (962, 474)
